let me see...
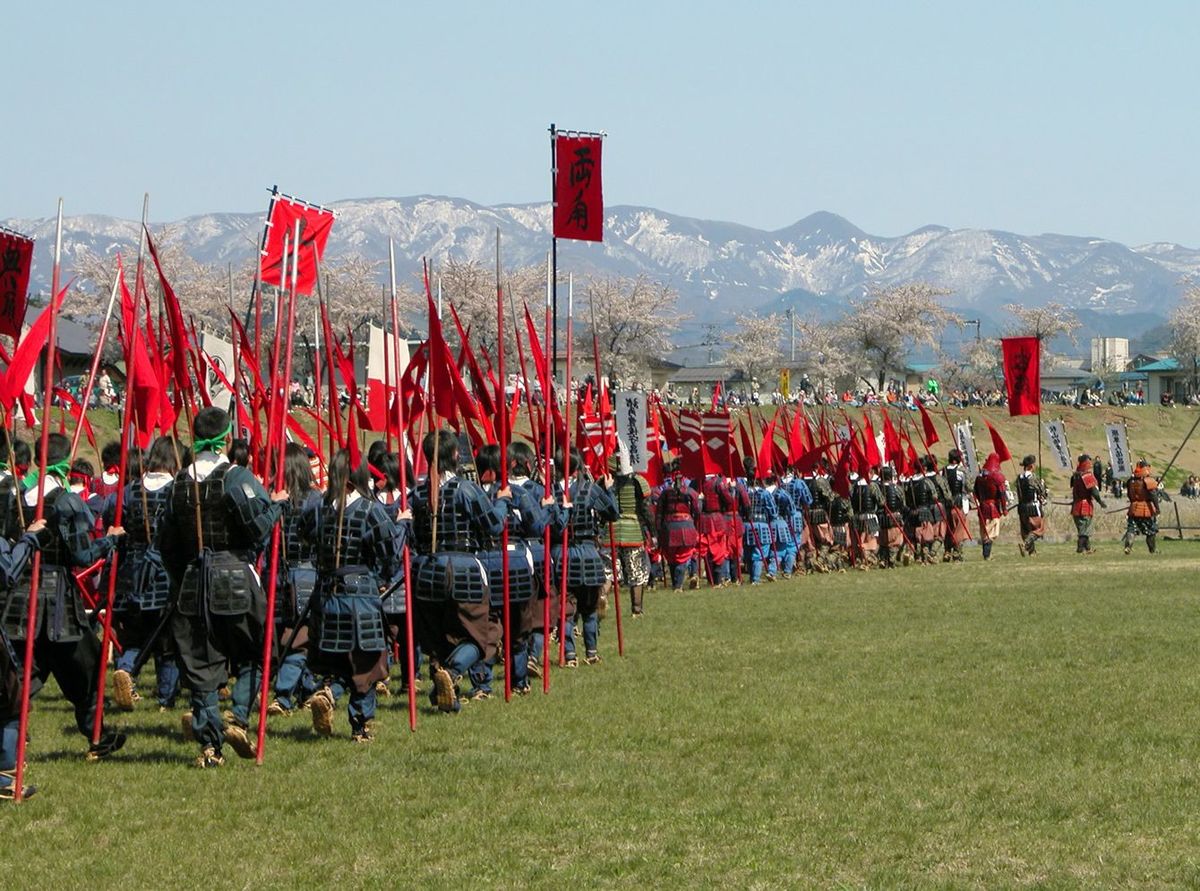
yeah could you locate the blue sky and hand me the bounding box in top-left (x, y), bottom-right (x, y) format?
top-left (7, 2), bottom-right (1198, 245)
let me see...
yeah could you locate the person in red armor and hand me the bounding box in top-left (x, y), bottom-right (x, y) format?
top-left (972, 453), bottom-right (1008, 561)
top-left (656, 472), bottom-right (700, 592)
top-left (1070, 454), bottom-right (1107, 555)
top-left (696, 472), bottom-right (733, 586)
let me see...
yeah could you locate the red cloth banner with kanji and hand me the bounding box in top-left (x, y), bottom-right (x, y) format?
top-left (1000, 336), bottom-right (1041, 416)
top-left (259, 196), bottom-right (335, 295)
top-left (553, 135), bottom-right (604, 242)
top-left (0, 231), bottom-right (34, 339)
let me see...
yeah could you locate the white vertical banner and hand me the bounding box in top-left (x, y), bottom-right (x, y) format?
top-left (1044, 419), bottom-right (1071, 471)
top-left (201, 331), bottom-right (236, 409)
top-left (836, 424), bottom-right (851, 443)
top-left (1105, 423), bottom-right (1132, 479)
top-left (616, 390), bottom-right (648, 472)
top-left (954, 421), bottom-right (979, 477)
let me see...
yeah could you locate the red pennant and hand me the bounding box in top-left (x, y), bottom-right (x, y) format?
top-left (985, 420), bottom-right (1012, 463)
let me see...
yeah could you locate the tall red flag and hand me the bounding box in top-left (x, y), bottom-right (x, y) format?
top-left (0, 283), bottom-right (67, 410)
top-left (916, 399), bottom-right (940, 448)
top-left (259, 194), bottom-right (335, 296)
top-left (862, 413), bottom-right (882, 467)
top-left (1000, 336), bottom-right (1041, 416)
top-left (985, 420), bottom-right (1012, 463)
top-left (552, 133), bottom-right (604, 242)
top-left (0, 229), bottom-right (34, 339)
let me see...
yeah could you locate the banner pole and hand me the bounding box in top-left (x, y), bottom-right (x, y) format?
top-left (14, 198), bottom-right (64, 803)
top-left (542, 252), bottom-right (553, 694)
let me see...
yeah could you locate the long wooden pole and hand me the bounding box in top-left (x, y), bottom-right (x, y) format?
top-left (14, 199), bottom-right (64, 802)
top-left (389, 240), bottom-right (417, 732)
top-left (496, 229), bottom-right (512, 701)
top-left (589, 296), bottom-right (624, 656)
top-left (557, 275), bottom-right (574, 667)
top-left (541, 253), bottom-right (553, 693)
top-left (255, 221), bottom-right (300, 763)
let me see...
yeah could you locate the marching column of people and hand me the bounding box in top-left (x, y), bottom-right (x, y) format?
top-left (0, 410), bottom-right (1177, 794)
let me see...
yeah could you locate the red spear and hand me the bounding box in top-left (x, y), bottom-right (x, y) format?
top-left (541, 254), bottom-right (554, 694)
top-left (557, 275), bottom-right (574, 667)
top-left (588, 296), bottom-right (623, 656)
top-left (14, 200), bottom-right (64, 802)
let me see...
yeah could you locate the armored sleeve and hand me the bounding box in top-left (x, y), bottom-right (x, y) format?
top-left (464, 482), bottom-right (506, 538)
top-left (0, 533), bottom-right (39, 589)
top-left (513, 486), bottom-right (547, 537)
top-left (792, 480), bottom-right (814, 507)
top-left (224, 466), bottom-right (283, 547)
top-left (365, 502), bottom-right (403, 588)
top-left (588, 483), bottom-right (619, 522)
top-left (52, 492), bottom-right (114, 567)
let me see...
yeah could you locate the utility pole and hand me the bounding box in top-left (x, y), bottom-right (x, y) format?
top-left (787, 307), bottom-right (796, 361)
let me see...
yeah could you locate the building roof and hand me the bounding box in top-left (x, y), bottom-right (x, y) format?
top-left (905, 362), bottom-right (938, 375)
top-left (1138, 358), bottom-right (1181, 372)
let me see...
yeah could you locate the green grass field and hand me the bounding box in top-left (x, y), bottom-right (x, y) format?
top-left (3, 541), bottom-right (1200, 888)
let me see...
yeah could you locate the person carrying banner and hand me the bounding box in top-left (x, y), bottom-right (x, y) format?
top-left (876, 466), bottom-right (907, 568)
top-left (108, 437), bottom-right (180, 712)
top-left (1069, 454), bottom-right (1107, 555)
top-left (1015, 455), bottom-right (1047, 557)
top-left (695, 470), bottom-right (733, 587)
top-left (411, 430), bottom-right (505, 711)
top-left (905, 466), bottom-right (940, 565)
top-left (783, 470), bottom-right (812, 572)
top-left (656, 470), bottom-right (700, 592)
top-left (1122, 460), bottom-right (1160, 555)
top-left (301, 449), bottom-right (403, 741)
top-left (609, 452), bottom-right (653, 611)
top-left (941, 449), bottom-right (971, 562)
top-left (765, 473), bottom-right (799, 577)
top-left (742, 458), bottom-right (778, 584)
top-left (158, 407), bottom-right (287, 767)
top-left (849, 471), bottom-right (882, 567)
top-left (973, 453), bottom-right (1008, 561)
top-left (2, 433), bottom-right (127, 771)
top-left (805, 464), bottom-right (836, 571)
top-left (555, 448), bottom-right (619, 665)
top-left (267, 444), bottom-right (322, 717)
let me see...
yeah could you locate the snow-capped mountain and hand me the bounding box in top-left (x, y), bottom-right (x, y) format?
top-left (3, 197), bottom-right (1194, 322)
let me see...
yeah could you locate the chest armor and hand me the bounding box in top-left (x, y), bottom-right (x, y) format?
top-left (125, 480), bottom-right (172, 547)
top-left (809, 478), bottom-right (833, 510)
top-left (747, 488), bottom-right (773, 524)
top-left (1016, 474), bottom-right (1039, 504)
top-left (567, 479), bottom-right (601, 541)
top-left (413, 477), bottom-right (482, 554)
top-left (829, 496), bottom-right (851, 524)
top-left (660, 486), bottom-right (693, 518)
top-left (170, 465), bottom-right (236, 557)
top-left (851, 484), bottom-right (878, 514)
top-left (317, 497), bottom-right (376, 572)
top-left (945, 468), bottom-right (965, 498)
top-left (883, 483), bottom-right (905, 512)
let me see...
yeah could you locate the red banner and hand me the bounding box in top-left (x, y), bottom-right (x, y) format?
top-left (1000, 336), bottom-right (1041, 416)
top-left (0, 231), bottom-right (34, 339)
top-left (259, 196), bottom-right (335, 295)
top-left (553, 135), bottom-right (604, 242)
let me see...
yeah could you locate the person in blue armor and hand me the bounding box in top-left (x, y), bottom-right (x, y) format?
top-left (1, 432), bottom-right (127, 795)
top-left (740, 457), bottom-right (778, 584)
top-left (554, 447), bottom-right (619, 666)
top-left (366, 444), bottom-right (417, 698)
top-left (764, 473), bottom-right (798, 577)
top-left (782, 470), bottom-right (812, 572)
top-left (512, 442), bottom-right (565, 682)
top-left (109, 437), bottom-right (181, 712)
top-left (267, 443), bottom-right (322, 717)
top-left (411, 429), bottom-right (507, 713)
top-left (301, 449), bottom-right (403, 742)
top-left (157, 407), bottom-right (287, 768)
top-left (473, 444), bottom-right (551, 696)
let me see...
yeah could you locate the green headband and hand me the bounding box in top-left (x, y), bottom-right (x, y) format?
top-left (193, 423), bottom-right (233, 454)
top-left (23, 460), bottom-right (71, 490)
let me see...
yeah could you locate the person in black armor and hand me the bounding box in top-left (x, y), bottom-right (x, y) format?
top-left (942, 449), bottom-right (971, 561)
top-left (268, 443), bottom-right (323, 717)
top-left (805, 464), bottom-right (835, 572)
top-left (556, 447), bottom-right (619, 665)
top-left (0, 434), bottom-right (30, 541)
top-left (302, 449), bottom-right (403, 742)
top-left (0, 512), bottom-right (51, 800)
top-left (1015, 455), bottom-right (1047, 557)
top-left (925, 455), bottom-right (953, 563)
top-left (157, 407), bottom-right (287, 767)
top-left (109, 437), bottom-right (180, 711)
top-left (906, 463), bottom-right (939, 564)
top-left (828, 482), bottom-right (852, 570)
top-left (849, 471), bottom-right (882, 567)
top-left (1, 432), bottom-right (127, 773)
top-left (876, 466), bottom-right (908, 568)
top-left (411, 429), bottom-right (506, 712)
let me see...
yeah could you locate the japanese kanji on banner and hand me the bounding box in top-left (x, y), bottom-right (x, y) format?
top-left (615, 390), bottom-right (648, 472)
top-left (0, 229), bottom-right (34, 339)
top-left (1105, 423), bottom-right (1132, 479)
top-left (1044, 419), bottom-right (1071, 471)
top-left (259, 194), bottom-right (336, 295)
top-left (954, 421), bottom-right (979, 477)
top-left (553, 133), bottom-right (604, 242)
top-left (1001, 336), bottom-right (1041, 416)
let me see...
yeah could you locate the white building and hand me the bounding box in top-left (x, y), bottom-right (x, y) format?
top-left (1090, 337), bottom-right (1129, 372)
